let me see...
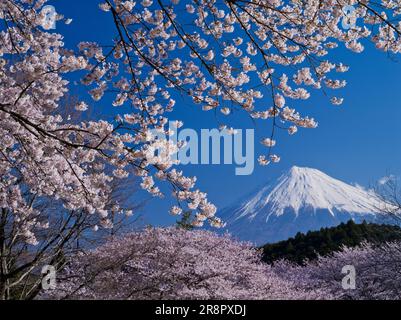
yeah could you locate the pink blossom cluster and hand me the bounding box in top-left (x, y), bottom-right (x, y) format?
top-left (47, 228), bottom-right (325, 300)
top-left (273, 241), bottom-right (401, 300)
top-left (49, 229), bottom-right (401, 300)
top-left (2, 0), bottom-right (401, 244)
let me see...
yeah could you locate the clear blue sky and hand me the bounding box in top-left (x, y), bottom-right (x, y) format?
top-left (52, 1), bottom-right (401, 226)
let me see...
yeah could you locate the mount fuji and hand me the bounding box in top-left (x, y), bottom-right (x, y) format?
top-left (220, 166), bottom-right (385, 245)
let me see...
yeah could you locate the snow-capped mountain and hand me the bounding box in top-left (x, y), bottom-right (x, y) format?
top-left (220, 166), bottom-right (384, 245)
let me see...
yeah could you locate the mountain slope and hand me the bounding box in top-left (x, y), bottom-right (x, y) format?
top-left (220, 166), bottom-right (384, 245)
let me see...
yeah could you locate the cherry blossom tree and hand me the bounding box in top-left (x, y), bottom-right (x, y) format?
top-left (0, 165), bottom-right (142, 300)
top-left (47, 231), bottom-right (401, 300)
top-left (96, 0), bottom-right (401, 172)
top-left (2, 0), bottom-right (401, 300)
top-left (46, 228), bottom-right (326, 300)
top-left (86, 0), bottom-right (401, 228)
top-left (1, 0), bottom-right (120, 247)
top-left (3, 0), bottom-right (401, 245)
top-left (272, 241), bottom-right (401, 300)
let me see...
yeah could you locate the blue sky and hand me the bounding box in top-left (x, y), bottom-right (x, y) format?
top-left (52, 1), bottom-right (401, 226)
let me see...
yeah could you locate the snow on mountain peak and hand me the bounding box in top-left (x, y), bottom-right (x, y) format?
top-left (220, 166), bottom-right (384, 244)
top-left (265, 166), bottom-right (381, 217)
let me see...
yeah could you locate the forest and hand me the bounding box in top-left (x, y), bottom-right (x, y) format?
top-left (261, 220), bottom-right (401, 264)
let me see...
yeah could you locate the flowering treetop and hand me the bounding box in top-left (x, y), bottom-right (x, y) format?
top-left (47, 228), bottom-right (326, 300)
top-left (1, 0), bottom-right (401, 245)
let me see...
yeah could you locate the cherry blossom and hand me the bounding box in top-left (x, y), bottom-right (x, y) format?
top-left (81, 0), bottom-right (401, 226)
top-left (274, 241), bottom-right (401, 300)
top-left (47, 228), bottom-right (325, 300)
top-left (2, 0), bottom-right (401, 282)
